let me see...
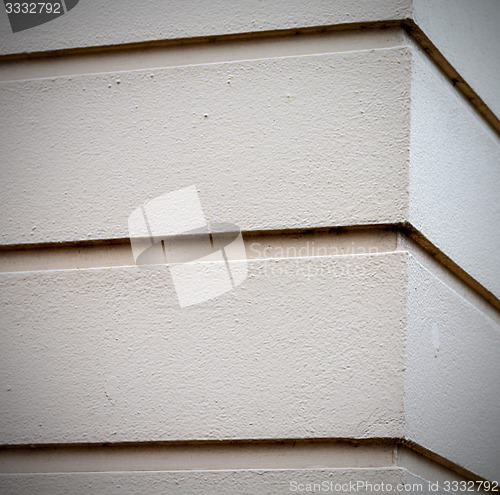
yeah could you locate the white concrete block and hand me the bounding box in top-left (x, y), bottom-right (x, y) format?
top-left (0, 47), bottom-right (411, 245)
top-left (409, 43), bottom-right (500, 299)
top-left (0, 253), bottom-right (407, 444)
top-left (405, 256), bottom-right (500, 481)
top-left (413, 0), bottom-right (500, 119)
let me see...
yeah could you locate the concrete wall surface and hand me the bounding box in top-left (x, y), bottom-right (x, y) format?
top-left (1, 249), bottom-right (499, 480)
top-left (0, 253), bottom-right (408, 445)
top-left (0, 45), bottom-right (411, 245)
top-left (1, 36), bottom-right (498, 301)
top-left (409, 40), bottom-right (500, 299)
top-left (406, 256), bottom-right (500, 481)
top-left (0, 0), bottom-right (499, 489)
top-left (412, 0), bottom-right (500, 118)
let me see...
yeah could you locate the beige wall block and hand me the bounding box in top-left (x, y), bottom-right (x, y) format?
top-left (0, 253), bottom-right (407, 445)
top-left (0, 47), bottom-right (411, 245)
top-left (2, 0), bottom-right (498, 124)
top-left (1, 238), bottom-right (499, 479)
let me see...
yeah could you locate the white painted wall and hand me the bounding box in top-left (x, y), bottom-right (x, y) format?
top-left (2, 0), bottom-right (498, 123)
top-left (2, 250), bottom-right (499, 479)
top-left (0, 0), bottom-right (499, 485)
top-left (409, 41), bottom-right (500, 299)
top-left (2, 36), bottom-right (498, 302)
top-left (412, 0), bottom-right (500, 118)
top-left (405, 256), bottom-right (500, 481)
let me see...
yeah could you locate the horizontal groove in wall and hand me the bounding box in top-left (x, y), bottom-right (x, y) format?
top-left (0, 225), bottom-right (498, 315)
top-left (0, 20), bottom-right (497, 135)
top-left (0, 226), bottom-right (398, 272)
top-left (0, 26), bottom-right (404, 82)
top-left (398, 225), bottom-right (500, 317)
top-left (0, 439), bottom-right (395, 474)
top-left (403, 21), bottom-right (500, 136)
top-left (0, 439), bottom-right (477, 483)
top-left (397, 445), bottom-right (483, 486)
top-left (398, 441), bottom-right (486, 484)
top-left (0, 21), bottom-right (404, 62)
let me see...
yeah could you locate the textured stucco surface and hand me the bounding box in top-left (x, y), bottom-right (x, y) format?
top-left (405, 256), bottom-right (500, 481)
top-left (1, 0), bottom-right (498, 125)
top-left (1, 4), bottom-right (499, 484)
top-left (412, 0), bottom-right (500, 119)
top-left (0, 47), bottom-right (411, 245)
top-left (2, 248), bottom-right (498, 480)
top-left (0, 0), bottom-right (413, 55)
top-left (0, 253), bottom-right (407, 445)
top-left (409, 43), bottom-right (500, 299)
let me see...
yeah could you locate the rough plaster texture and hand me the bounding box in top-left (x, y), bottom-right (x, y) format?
top-left (0, 468), bottom-right (446, 495)
top-left (405, 256), bottom-right (500, 481)
top-left (409, 43), bottom-right (500, 299)
top-left (0, 0), bottom-right (413, 55)
top-left (0, 47), bottom-right (410, 245)
top-left (1, 0), bottom-right (498, 123)
top-left (1, 6), bottom-right (499, 484)
top-left (412, 0), bottom-right (500, 119)
top-left (0, 253), bottom-right (407, 445)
